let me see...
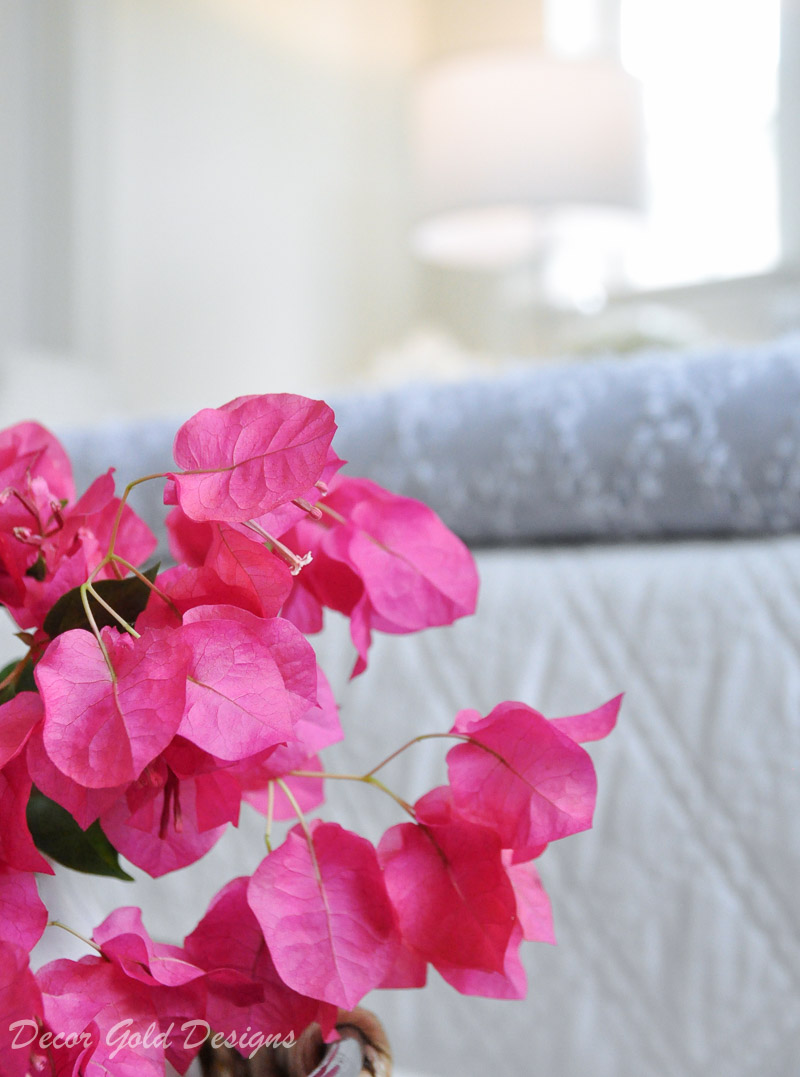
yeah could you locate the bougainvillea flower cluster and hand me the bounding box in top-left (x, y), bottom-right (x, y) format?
top-left (0, 393), bottom-right (619, 1074)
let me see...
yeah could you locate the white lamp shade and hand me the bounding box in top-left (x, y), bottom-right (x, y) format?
top-left (411, 51), bottom-right (645, 267)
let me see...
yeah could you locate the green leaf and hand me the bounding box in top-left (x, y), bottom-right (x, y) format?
top-left (0, 660), bottom-right (18, 684)
top-left (25, 554), bottom-right (47, 581)
top-left (17, 660), bottom-right (36, 694)
top-left (43, 563), bottom-right (160, 638)
top-left (0, 658), bottom-right (36, 704)
top-left (26, 789), bottom-right (133, 881)
top-left (0, 661), bottom-right (18, 705)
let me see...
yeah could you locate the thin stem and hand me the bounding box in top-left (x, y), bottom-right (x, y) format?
top-left (289, 769), bottom-right (366, 782)
top-left (286, 769), bottom-right (416, 818)
top-left (265, 780), bottom-right (275, 853)
top-left (86, 554), bottom-right (113, 588)
top-left (243, 521), bottom-right (312, 575)
top-left (0, 655), bottom-right (28, 694)
top-left (275, 778), bottom-right (327, 905)
top-left (316, 502), bottom-right (395, 556)
top-left (362, 774), bottom-right (415, 817)
top-left (292, 497), bottom-right (323, 521)
top-left (79, 584), bottom-right (114, 674)
top-left (7, 487), bottom-right (44, 532)
top-left (111, 555), bottom-right (180, 618)
top-left (275, 778), bottom-right (314, 846)
top-left (316, 502), bottom-right (347, 525)
top-left (85, 583), bottom-right (140, 638)
top-left (362, 732), bottom-right (470, 778)
top-left (48, 920), bottom-right (102, 955)
top-left (106, 473), bottom-right (168, 558)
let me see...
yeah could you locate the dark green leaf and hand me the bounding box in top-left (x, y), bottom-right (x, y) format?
top-left (0, 660), bottom-right (19, 705)
top-left (26, 789), bottom-right (133, 881)
top-left (0, 657), bottom-right (35, 704)
top-left (43, 563), bottom-right (160, 638)
top-left (25, 554), bottom-right (47, 581)
top-left (0, 660), bottom-right (18, 684)
top-left (16, 660), bottom-right (36, 694)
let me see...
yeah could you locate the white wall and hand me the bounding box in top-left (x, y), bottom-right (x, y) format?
top-left (94, 0), bottom-right (421, 412)
top-left (780, 0), bottom-right (800, 265)
top-left (2, 0), bottom-right (798, 430)
top-left (1, 0), bottom-right (425, 424)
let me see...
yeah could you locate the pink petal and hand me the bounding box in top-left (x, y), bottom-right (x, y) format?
top-left (0, 940), bottom-right (44, 1077)
top-left (161, 735), bottom-right (222, 780)
top-left (166, 507), bottom-right (214, 566)
top-left (93, 906), bottom-right (205, 987)
top-left (234, 668), bottom-right (342, 813)
top-left (0, 692), bottom-right (43, 769)
top-left (36, 626), bottom-right (189, 788)
top-left (192, 769), bottom-right (243, 832)
top-left (36, 957), bottom-right (105, 1038)
top-left (137, 564), bottom-right (262, 631)
top-left (447, 701), bottom-right (598, 852)
top-left (249, 447), bottom-right (346, 537)
top-left (348, 594), bottom-right (372, 678)
top-left (503, 852), bottom-right (556, 944)
top-left (149, 983), bottom-right (209, 1075)
top-left (342, 481), bottom-right (478, 630)
top-left (53, 473), bottom-right (156, 579)
top-left (185, 876), bottom-right (336, 1040)
top-left (435, 923), bottom-right (527, 999)
top-left (47, 469), bottom-right (116, 560)
top-left (283, 665), bottom-right (342, 759)
top-left (178, 606), bottom-right (317, 761)
top-left (37, 957), bottom-right (166, 1077)
top-left (378, 939), bottom-right (428, 989)
top-left (100, 775), bottom-right (228, 877)
top-left (0, 421), bottom-right (74, 502)
top-left (3, 535), bottom-right (99, 631)
top-left (205, 524), bottom-right (293, 617)
top-left (377, 788), bottom-right (516, 976)
top-left (248, 821), bottom-right (400, 1009)
top-left (285, 475), bottom-right (479, 673)
top-left (160, 739), bottom-right (247, 837)
top-left (280, 578), bottom-right (324, 634)
top-left (288, 535), bottom-right (363, 620)
top-left (68, 469), bottom-right (115, 515)
top-left (25, 726), bottom-right (126, 830)
top-left (0, 868), bottom-right (48, 951)
top-left (170, 394), bottom-right (336, 523)
top-left (550, 694), bottom-right (623, 743)
top-left (0, 755), bottom-right (52, 873)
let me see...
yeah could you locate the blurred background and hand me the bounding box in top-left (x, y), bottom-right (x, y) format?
top-left (1, 0), bottom-right (799, 426)
top-left (4, 9), bottom-right (800, 1075)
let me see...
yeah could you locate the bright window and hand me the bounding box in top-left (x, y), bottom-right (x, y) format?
top-left (620, 0), bottom-right (781, 287)
top-left (546, 0), bottom-right (781, 289)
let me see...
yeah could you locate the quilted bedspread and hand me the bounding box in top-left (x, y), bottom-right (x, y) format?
top-left (28, 534), bottom-right (800, 1077)
top-left (11, 343), bottom-right (800, 1074)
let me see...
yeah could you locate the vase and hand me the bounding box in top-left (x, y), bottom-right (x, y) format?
top-left (197, 1007), bottom-right (392, 1077)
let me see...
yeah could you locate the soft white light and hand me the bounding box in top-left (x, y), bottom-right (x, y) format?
top-left (411, 50), bottom-right (644, 269)
top-left (619, 0), bottom-right (780, 286)
top-left (411, 206), bottom-right (547, 269)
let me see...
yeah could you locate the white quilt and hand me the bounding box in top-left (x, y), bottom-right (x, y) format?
top-left (28, 535), bottom-right (800, 1077)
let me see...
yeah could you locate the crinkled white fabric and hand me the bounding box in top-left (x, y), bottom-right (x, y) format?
top-left (59, 337), bottom-right (800, 546)
top-left (32, 537), bottom-right (800, 1077)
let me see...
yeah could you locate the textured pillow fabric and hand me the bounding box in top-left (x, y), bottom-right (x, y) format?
top-left (328, 338), bottom-right (800, 544)
top-left (59, 337), bottom-right (800, 547)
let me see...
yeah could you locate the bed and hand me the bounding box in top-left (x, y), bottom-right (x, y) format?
top-left (23, 338), bottom-right (800, 1076)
